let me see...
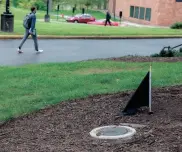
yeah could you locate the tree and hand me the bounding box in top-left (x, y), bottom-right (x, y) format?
top-left (10, 0), bottom-right (109, 11)
top-left (85, 1), bottom-right (91, 10)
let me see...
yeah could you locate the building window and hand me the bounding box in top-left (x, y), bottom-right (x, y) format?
top-left (134, 7), bottom-right (139, 18)
top-left (130, 6), bottom-right (134, 17)
top-left (130, 6), bottom-right (151, 21)
top-left (145, 8), bottom-right (151, 21)
top-left (139, 7), bottom-right (145, 19)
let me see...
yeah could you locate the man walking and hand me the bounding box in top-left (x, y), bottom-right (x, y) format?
top-left (105, 10), bottom-right (111, 26)
top-left (17, 7), bottom-right (43, 53)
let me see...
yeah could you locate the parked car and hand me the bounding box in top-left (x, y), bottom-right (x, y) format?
top-left (66, 14), bottom-right (95, 23)
top-left (87, 19), bottom-right (119, 26)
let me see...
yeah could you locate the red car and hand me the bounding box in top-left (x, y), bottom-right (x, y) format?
top-left (87, 19), bottom-right (119, 26)
top-left (66, 14), bottom-right (95, 23)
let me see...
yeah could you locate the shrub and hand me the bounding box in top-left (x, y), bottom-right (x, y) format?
top-left (34, 0), bottom-right (46, 11)
top-left (170, 22), bottom-right (182, 29)
top-left (159, 49), bottom-right (175, 57)
top-left (179, 48), bottom-right (182, 53)
top-left (151, 49), bottom-right (175, 57)
top-left (14, 0), bottom-right (46, 10)
top-left (151, 53), bottom-right (160, 57)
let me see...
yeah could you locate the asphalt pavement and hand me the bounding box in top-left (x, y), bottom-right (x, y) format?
top-left (1, 38), bottom-right (182, 66)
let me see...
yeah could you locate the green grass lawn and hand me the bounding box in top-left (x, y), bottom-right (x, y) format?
top-left (0, 60), bottom-right (182, 122)
top-left (2, 19), bottom-right (182, 36)
top-left (0, 7), bottom-right (182, 36)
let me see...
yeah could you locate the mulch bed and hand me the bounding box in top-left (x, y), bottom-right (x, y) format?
top-left (109, 56), bottom-right (182, 62)
top-left (0, 57), bottom-right (182, 152)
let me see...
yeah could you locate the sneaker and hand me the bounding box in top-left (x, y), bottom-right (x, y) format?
top-left (36, 50), bottom-right (43, 53)
top-left (17, 48), bottom-right (23, 53)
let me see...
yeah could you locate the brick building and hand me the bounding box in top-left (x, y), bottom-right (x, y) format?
top-left (108, 0), bottom-right (182, 26)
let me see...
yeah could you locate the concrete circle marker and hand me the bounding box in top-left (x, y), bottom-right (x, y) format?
top-left (90, 125), bottom-right (136, 139)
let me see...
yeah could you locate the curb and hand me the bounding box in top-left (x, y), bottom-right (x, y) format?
top-left (1, 35), bottom-right (182, 39)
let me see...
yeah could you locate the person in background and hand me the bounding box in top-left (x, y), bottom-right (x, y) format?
top-left (72, 7), bottom-right (76, 16)
top-left (17, 6), bottom-right (43, 54)
top-left (82, 8), bottom-right (85, 14)
top-left (105, 10), bottom-right (112, 26)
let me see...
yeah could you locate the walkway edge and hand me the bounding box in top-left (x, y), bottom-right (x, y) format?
top-left (1, 35), bottom-right (182, 39)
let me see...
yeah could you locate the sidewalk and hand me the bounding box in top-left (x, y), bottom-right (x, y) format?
top-left (120, 21), bottom-right (169, 28)
top-left (0, 35), bottom-right (182, 39)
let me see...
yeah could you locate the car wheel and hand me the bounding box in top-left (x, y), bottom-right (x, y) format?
top-left (74, 20), bottom-right (79, 23)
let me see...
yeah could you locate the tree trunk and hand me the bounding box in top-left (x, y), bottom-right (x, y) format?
top-left (97, 1), bottom-right (101, 9)
top-left (104, 0), bottom-right (108, 9)
top-left (97, 4), bottom-right (101, 9)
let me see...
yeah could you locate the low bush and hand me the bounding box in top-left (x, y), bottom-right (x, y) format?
top-left (179, 48), bottom-right (182, 53)
top-left (13, 0), bottom-right (46, 10)
top-left (151, 49), bottom-right (175, 57)
top-left (151, 49), bottom-right (182, 57)
top-left (170, 22), bottom-right (182, 29)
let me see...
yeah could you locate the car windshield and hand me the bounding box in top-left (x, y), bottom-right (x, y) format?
top-left (84, 14), bottom-right (91, 17)
top-left (75, 14), bottom-right (82, 17)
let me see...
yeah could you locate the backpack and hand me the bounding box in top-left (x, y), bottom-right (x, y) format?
top-left (108, 13), bottom-right (111, 20)
top-left (106, 12), bottom-right (111, 20)
top-left (23, 14), bottom-right (31, 29)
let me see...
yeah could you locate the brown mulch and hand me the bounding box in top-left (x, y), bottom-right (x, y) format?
top-left (0, 57), bottom-right (182, 152)
top-left (106, 56), bottom-right (182, 62)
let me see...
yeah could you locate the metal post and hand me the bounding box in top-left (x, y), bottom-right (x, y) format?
top-left (5, 0), bottom-right (10, 13)
top-left (57, 5), bottom-right (59, 21)
top-left (47, 0), bottom-right (49, 15)
top-left (44, 0), bottom-right (50, 22)
top-left (1, 0), bottom-right (14, 32)
top-left (119, 11), bottom-right (122, 24)
top-left (149, 65), bottom-right (153, 115)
